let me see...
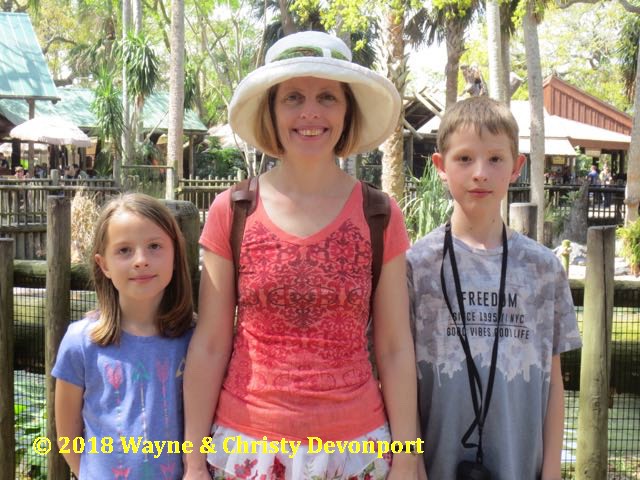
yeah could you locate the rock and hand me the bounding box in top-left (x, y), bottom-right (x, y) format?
top-left (558, 182), bottom-right (589, 245)
top-left (553, 242), bottom-right (587, 266)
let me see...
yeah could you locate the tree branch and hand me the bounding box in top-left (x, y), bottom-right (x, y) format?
top-left (555, 0), bottom-right (600, 9)
top-left (42, 36), bottom-right (77, 55)
top-left (618, 0), bottom-right (640, 14)
top-left (556, 0), bottom-right (640, 13)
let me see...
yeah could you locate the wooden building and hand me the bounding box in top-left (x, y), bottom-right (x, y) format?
top-left (543, 75), bottom-right (632, 135)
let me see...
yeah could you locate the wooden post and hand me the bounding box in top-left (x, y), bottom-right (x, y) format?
top-left (0, 238), bottom-right (15, 480)
top-left (163, 200), bottom-right (200, 305)
top-left (508, 202), bottom-right (537, 240)
top-left (45, 196), bottom-right (71, 480)
top-left (575, 226), bottom-right (615, 480)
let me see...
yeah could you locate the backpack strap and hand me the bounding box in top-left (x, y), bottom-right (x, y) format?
top-left (361, 181), bottom-right (391, 305)
top-left (230, 176), bottom-right (259, 287)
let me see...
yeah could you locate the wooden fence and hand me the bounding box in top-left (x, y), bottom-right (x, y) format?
top-left (176, 174), bottom-right (240, 224)
top-left (0, 172), bottom-right (629, 259)
top-left (0, 175), bottom-right (119, 259)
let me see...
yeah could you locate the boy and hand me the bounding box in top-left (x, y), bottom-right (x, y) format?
top-left (408, 96), bottom-right (582, 480)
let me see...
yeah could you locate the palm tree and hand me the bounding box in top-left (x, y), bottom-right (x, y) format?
top-left (487, 0), bottom-right (504, 101)
top-left (120, 31), bottom-right (160, 160)
top-left (379, 2), bottom-right (408, 201)
top-left (412, 1), bottom-right (478, 109)
top-left (92, 68), bottom-right (124, 182)
top-left (618, 0), bottom-right (640, 224)
top-left (522, 0), bottom-right (546, 242)
top-left (167, 0), bottom-right (184, 200)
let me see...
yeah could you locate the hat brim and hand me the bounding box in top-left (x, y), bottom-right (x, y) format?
top-left (229, 57), bottom-right (401, 157)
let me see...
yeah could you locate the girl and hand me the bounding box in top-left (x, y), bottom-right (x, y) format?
top-left (53, 193), bottom-right (194, 479)
top-left (183, 32), bottom-right (417, 480)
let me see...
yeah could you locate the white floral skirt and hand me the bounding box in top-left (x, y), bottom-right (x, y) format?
top-left (206, 423), bottom-right (392, 480)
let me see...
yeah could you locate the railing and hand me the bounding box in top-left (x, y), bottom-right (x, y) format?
top-left (0, 175), bottom-right (119, 259)
top-left (177, 175), bottom-right (239, 224)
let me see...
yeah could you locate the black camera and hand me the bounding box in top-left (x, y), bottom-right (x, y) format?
top-left (456, 460), bottom-right (492, 480)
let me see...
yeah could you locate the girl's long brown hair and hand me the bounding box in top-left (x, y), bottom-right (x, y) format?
top-left (90, 193), bottom-right (193, 345)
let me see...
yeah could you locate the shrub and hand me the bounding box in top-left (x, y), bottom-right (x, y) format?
top-left (403, 163), bottom-right (452, 243)
top-left (617, 219), bottom-right (640, 276)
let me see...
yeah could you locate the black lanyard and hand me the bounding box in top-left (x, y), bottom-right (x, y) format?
top-left (440, 222), bottom-right (508, 465)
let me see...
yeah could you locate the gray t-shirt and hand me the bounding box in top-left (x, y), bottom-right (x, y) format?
top-left (52, 317), bottom-right (193, 479)
top-left (407, 226), bottom-right (582, 480)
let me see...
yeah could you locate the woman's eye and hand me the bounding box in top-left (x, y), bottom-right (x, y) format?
top-left (319, 93), bottom-right (337, 103)
top-left (149, 243), bottom-right (161, 250)
top-left (283, 93), bottom-right (302, 103)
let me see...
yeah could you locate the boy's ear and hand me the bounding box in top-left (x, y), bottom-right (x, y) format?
top-left (432, 153), bottom-right (447, 181)
top-left (510, 154), bottom-right (526, 182)
top-left (94, 254), bottom-right (111, 279)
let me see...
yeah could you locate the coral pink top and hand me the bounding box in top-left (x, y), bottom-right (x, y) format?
top-left (199, 182), bottom-right (409, 442)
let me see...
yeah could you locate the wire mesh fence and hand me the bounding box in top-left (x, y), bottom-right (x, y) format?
top-left (13, 281), bottom-right (96, 480)
top-left (9, 277), bottom-right (640, 479)
top-left (561, 287), bottom-right (640, 479)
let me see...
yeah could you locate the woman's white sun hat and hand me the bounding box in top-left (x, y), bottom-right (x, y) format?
top-left (229, 31), bottom-right (401, 157)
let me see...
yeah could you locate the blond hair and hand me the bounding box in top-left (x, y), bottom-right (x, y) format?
top-left (254, 82), bottom-right (361, 158)
top-left (437, 96), bottom-right (519, 160)
top-left (89, 193), bottom-right (193, 345)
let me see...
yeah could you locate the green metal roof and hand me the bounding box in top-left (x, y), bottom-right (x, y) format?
top-left (0, 87), bottom-right (208, 134)
top-left (0, 12), bottom-right (59, 101)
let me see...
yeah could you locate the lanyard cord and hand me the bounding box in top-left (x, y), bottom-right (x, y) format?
top-left (440, 222), bottom-right (509, 465)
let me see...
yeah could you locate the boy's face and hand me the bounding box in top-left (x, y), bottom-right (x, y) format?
top-left (433, 125), bottom-right (525, 218)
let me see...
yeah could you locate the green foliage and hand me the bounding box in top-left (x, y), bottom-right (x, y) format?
top-left (194, 138), bottom-right (245, 178)
top-left (184, 62), bottom-right (198, 110)
top-left (15, 373), bottom-right (47, 480)
top-left (403, 163), bottom-right (453, 243)
top-left (574, 149), bottom-right (593, 180)
top-left (432, 0), bottom-right (476, 19)
top-left (92, 68), bottom-right (124, 148)
top-left (94, 150), bottom-right (114, 177)
top-left (617, 13), bottom-right (640, 102)
top-left (119, 32), bottom-right (160, 101)
top-left (617, 219), bottom-right (640, 275)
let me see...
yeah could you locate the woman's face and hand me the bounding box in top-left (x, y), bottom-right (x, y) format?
top-left (273, 77), bottom-right (347, 161)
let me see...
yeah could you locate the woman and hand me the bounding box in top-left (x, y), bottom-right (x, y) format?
top-left (184, 31), bottom-right (417, 480)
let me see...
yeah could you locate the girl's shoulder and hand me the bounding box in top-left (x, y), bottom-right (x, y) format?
top-left (63, 315), bottom-right (99, 341)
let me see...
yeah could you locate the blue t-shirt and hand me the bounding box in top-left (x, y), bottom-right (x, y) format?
top-left (52, 317), bottom-right (193, 480)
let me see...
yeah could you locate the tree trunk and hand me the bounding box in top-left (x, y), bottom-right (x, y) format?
top-left (625, 34), bottom-right (640, 224)
top-left (132, 0), bottom-right (143, 146)
top-left (133, 0), bottom-right (142, 34)
top-left (121, 0), bottom-right (134, 167)
top-left (523, 7), bottom-right (545, 243)
top-left (167, 0), bottom-right (184, 200)
top-left (444, 20), bottom-right (465, 109)
top-left (279, 0), bottom-right (297, 35)
top-left (487, 0), bottom-right (503, 101)
top-left (501, 30), bottom-right (511, 105)
top-left (379, 6), bottom-right (406, 202)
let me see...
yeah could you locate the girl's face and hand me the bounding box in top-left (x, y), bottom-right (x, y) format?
top-left (95, 211), bottom-right (174, 312)
top-left (273, 76), bottom-right (347, 161)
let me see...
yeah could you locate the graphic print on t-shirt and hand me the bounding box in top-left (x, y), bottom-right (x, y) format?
top-left (420, 234), bottom-right (572, 384)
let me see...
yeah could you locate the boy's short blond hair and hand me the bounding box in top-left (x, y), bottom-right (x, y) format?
top-left (437, 96), bottom-right (519, 160)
